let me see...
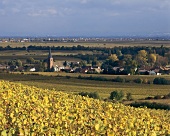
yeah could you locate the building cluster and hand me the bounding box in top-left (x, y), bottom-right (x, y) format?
top-left (51, 55), bottom-right (170, 74)
top-left (0, 36), bottom-right (168, 43)
top-left (0, 49), bottom-right (102, 74)
top-left (47, 49), bottom-right (102, 73)
top-left (0, 48), bottom-right (170, 75)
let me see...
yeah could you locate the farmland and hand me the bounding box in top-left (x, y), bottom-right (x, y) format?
top-left (0, 72), bottom-right (170, 102)
top-left (1, 40), bottom-right (170, 48)
top-left (0, 80), bottom-right (170, 135)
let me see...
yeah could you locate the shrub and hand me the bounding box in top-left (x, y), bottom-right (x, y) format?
top-left (78, 92), bottom-right (100, 99)
top-left (87, 76), bottom-right (109, 81)
top-left (162, 93), bottom-right (170, 99)
top-left (66, 76), bottom-right (71, 79)
top-left (145, 96), bottom-right (154, 100)
top-left (126, 93), bottom-right (133, 101)
top-left (113, 76), bottom-right (125, 83)
top-left (78, 75), bottom-right (82, 79)
top-left (134, 78), bottom-right (143, 84)
top-left (154, 95), bottom-right (162, 99)
top-left (110, 91), bottom-right (124, 101)
top-left (143, 78), bottom-right (148, 84)
top-left (29, 73), bottom-right (40, 76)
top-left (88, 92), bottom-right (100, 99)
top-left (130, 102), bottom-right (170, 110)
top-left (153, 78), bottom-right (170, 85)
top-left (148, 81), bottom-right (153, 84)
top-left (77, 75), bottom-right (110, 81)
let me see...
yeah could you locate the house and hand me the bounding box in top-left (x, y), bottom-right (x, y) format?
top-left (55, 66), bottom-right (65, 72)
top-left (153, 68), bottom-right (161, 75)
top-left (73, 67), bottom-right (82, 73)
top-left (113, 67), bottom-right (120, 71)
top-left (160, 66), bottom-right (170, 74)
top-left (0, 64), bottom-right (9, 70)
top-left (92, 66), bottom-right (102, 73)
top-left (165, 65), bottom-right (170, 70)
top-left (59, 66), bottom-right (73, 73)
top-left (138, 66), bottom-right (152, 75)
top-left (10, 66), bottom-right (18, 71)
top-left (17, 67), bottom-right (25, 72)
top-left (30, 68), bottom-right (36, 72)
top-left (148, 70), bottom-right (156, 75)
top-left (138, 67), bottom-right (162, 75)
top-left (73, 66), bottom-right (101, 74)
top-left (80, 66), bottom-right (92, 73)
top-left (113, 67), bottom-right (125, 73)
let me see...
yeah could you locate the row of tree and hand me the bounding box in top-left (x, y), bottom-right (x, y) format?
top-left (0, 44), bottom-right (170, 57)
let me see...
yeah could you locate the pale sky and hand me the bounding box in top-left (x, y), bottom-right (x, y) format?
top-left (0, 0), bottom-right (170, 36)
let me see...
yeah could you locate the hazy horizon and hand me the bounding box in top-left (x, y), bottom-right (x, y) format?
top-left (0, 0), bottom-right (170, 37)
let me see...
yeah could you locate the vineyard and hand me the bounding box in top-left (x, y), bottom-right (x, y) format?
top-left (0, 80), bottom-right (170, 136)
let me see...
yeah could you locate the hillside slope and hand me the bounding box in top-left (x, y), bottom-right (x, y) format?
top-left (0, 80), bottom-right (170, 135)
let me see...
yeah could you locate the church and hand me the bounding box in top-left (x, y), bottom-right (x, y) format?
top-left (47, 48), bottom-right (54, 71)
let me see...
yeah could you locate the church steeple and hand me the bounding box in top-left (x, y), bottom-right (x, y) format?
top-left (48, 47), bottom-right (52, 58)
top-left (47, 47), bottom-right (54, 71)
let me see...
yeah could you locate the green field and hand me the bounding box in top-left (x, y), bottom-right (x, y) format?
top-left (0, 72), bottom-right (170, 103)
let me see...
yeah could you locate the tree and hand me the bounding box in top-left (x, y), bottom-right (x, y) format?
top-left (115, 49), bottom-right (122, 57)
top-left (26, 57), bottom-right (35, 64)
top-left (51, 66), bottom-right (55, 72)
top-left (79, 61), bottom-right (87, 67)
top-left (124, 59), bottom-right (137, 75)
top-left (16, 59), bottom-right (22, 67)
top-left (70, 62), bottom-right (74, 68)
top-left (8, 60), bottom-right (16, 66)
top-left (35, 62), bottom-right (46, 72)
top-left (155, 55), bottom-right (168, 67)
top-left (63, 61), bottom-right (67, 67)
top-left (108, 54), bottom-right (119, 62)
top-left (148, 54), bottom-right (156, 66)
top-left (165, 52), bottom-right (170, 64)
top-left (123, 54), bottom-right (132, 63)
top-left (138, 50), bottom-right (147, 57)
top-left (136, 50), bottom-right (148, 66)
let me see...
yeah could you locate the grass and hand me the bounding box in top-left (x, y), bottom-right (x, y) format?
top-left (0, 72), bottom-right (170, 101)
top-left (17, 71), bottom-right (170, 82)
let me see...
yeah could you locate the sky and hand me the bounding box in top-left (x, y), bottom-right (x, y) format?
top-left (0, 0), bottom-right (170, 37)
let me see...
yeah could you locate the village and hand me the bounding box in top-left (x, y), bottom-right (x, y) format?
top-left (0, 47), bottom-right (170, 76)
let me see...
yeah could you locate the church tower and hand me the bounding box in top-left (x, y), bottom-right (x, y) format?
top-left (47, 48), bottom-right (54, 70)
